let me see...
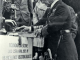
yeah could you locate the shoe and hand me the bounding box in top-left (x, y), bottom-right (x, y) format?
top-left (33, 52), bottom-right (38, 60)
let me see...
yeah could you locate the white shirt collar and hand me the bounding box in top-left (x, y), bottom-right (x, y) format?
top-left (51, 0), bottom-right (59, 8)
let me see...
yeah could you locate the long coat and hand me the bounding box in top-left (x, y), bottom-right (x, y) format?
top-left (40, 1), bottom-right (78, 60)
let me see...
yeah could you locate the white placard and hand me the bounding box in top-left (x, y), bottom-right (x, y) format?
top-left (0, 35), bottom-right (32, 60)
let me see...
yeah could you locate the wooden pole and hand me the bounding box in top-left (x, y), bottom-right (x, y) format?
top-left (27, 0), bottom-right (33, 26)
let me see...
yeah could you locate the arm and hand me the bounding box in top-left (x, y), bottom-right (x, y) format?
top-left (47, 5), bottom-right (69, 33)
top-left (42, 5), bottom-right (69, 36)
top-left (34, 18), bottom-right (47, 26)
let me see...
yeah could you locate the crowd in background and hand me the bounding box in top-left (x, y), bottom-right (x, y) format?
top-left (1, 0), bottom-right (80, 60)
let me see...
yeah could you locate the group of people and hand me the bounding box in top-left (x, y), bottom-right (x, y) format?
top-left (32, 0), bottom-right (79, 60)
top-left (1, 0), bottom-right (80, 60)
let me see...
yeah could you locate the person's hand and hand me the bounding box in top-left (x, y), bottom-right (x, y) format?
top-left (34, 28), bottom-right (42, 37)
top-left (15, 26), bottom-right (25, 31)
top-left (21, 26), bottom-right (31, 32)
top-left (5, 19), bottom-right (17, 26)
top-left (15, 26), bottom-right (31, 32)
top-left (42, 25), bottom-right (48, 37)
top-left (0, 28), bottom-right (7, 34)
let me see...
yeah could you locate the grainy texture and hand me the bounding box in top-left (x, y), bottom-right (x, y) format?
top-left (62, 0), bottom-right (80, 13)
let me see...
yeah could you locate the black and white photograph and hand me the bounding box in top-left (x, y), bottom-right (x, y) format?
top-left (0, 0), bottom-right (80, 60)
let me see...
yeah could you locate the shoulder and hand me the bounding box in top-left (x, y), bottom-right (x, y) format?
top-left (55, 2), bottom-right (70, 13)
top-left (55, 1), bottom-right (69, 9)
top-left (67, 6), bottom-right (75, 14)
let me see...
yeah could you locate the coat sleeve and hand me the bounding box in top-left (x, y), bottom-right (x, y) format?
top-left (68, 6), bottom-right (78, 39)
top-left (47, 5), bottom-right (69, 33)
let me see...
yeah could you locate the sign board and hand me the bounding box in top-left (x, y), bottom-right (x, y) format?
top-left (0, 35), bottom-right (32, 60)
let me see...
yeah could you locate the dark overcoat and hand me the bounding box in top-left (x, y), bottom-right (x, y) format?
top-left (75, 13), bottom-right (80, 60)
top-left (37, 0), bottom-right (78, 60)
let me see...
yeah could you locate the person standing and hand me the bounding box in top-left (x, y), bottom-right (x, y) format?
top-left (33, 0), bottom-right (47, 59)
top-left (39, 0), bottom-right (78, 60)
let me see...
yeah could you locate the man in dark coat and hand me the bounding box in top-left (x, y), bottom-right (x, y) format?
top-left (35, 0), bottom-right (78, 60)
top-left (68, 5), bottom-right (78, 39)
